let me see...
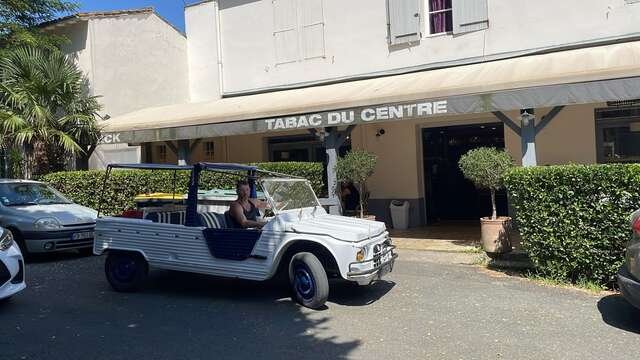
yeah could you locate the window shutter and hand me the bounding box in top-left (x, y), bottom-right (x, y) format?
top-left (273, 0), bottom-right (299, 64)
top-left (387, 0), bottom-right (421, 45)
top-left (301, 0), bottom-right (325, 59)
top-left (452, 0), bottom-right (488, 34)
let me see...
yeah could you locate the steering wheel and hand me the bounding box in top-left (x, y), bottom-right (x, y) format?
top-left (277, 200), bottom-right (290, 211)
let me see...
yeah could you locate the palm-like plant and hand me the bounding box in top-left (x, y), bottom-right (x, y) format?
top-left (0, 47), bottom-right (101, 177)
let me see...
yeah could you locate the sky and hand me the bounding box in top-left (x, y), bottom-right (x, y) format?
top-left (74, 0), bottom-right (196, 32)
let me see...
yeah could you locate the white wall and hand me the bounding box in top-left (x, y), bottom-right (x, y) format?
top-left (186, 0), bottom-right (640, 95)
top-left (56, 21), bottom-right (94, 90)
top-left (186, 1), bottom-right (222, 102)
top-left (89, 13), bottom-right (190, 117)
top-left (51, 12), bottom-right (191, 169)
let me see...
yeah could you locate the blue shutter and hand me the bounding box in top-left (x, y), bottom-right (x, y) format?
top-left (452, 0), bottom-right (488, 34)
top-left (387, 0), bottom-right (421, 45)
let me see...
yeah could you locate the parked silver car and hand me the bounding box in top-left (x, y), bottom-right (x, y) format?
top-left (618, 209), bottom-right (640, 310)
top-left (0, 180), bottom-right (97, 255)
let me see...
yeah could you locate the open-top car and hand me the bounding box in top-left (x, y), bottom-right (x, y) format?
top-left (94, 162), bottom-right (396, 309)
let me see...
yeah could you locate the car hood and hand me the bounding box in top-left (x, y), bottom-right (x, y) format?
top-left (12, 204), bottom-right (97, 226)
top-left (289, 214), bottom-right (386, 242)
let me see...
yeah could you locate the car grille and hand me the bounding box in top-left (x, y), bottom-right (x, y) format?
top-left (62, 222), bottom-right (96, 228)
top-left (0, 261), bottom-right (10, 286)
top-left (10, 260), bottom-right (23, 284)
top-left (55, 239), bottom-right (93, 249)
top-left (373, 244), bottom-right (382, 268)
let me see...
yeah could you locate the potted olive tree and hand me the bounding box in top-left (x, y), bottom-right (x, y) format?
top-left (458, 147), bottom-right (514, 257)
top-left (335, 149), bottom-right (377, 219)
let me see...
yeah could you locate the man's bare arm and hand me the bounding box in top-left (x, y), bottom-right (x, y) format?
top-left (230, 202), bottom-right (265, 228)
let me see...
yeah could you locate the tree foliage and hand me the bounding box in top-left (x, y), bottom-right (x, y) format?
top-left (335, 149), bottom-right (377, 218)
top-left (0, 0), bottom-right (78, 50)
top-left (0, 47), bottom-right (101, 177)
top-left (458, 147), bottom-right (514, 219)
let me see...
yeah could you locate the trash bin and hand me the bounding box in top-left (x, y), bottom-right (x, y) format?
top-left (389, 200), bottom-right (410, 230)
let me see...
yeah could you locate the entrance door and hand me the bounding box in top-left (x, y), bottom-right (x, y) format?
top-left (422, 123), bottom-right (508, 221)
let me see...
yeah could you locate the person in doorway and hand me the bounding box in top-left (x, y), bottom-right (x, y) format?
top-left (340, 181), bottom-right (360, 216)
top-left (229, 179), bottom-right (268, 229)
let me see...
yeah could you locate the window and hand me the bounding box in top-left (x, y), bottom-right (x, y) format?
top-left (596, 107), bottom-right (640, 163)
top-left (157, 144), bottom-right (167, 162)
top-left (273, 0), bottom-right (325, 64)
top-left (427, 0), bottom-right (453, 34)
top-left (268, 135), bottom-right (350, 162)
top-left (204, 141), bottom-right (215, 160)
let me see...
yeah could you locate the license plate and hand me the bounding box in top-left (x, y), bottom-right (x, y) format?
top-left (71, 231), bottom-right (94, 240)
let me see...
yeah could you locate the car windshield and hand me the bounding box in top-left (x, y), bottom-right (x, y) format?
top-left (261, 179), bottom-right (320, 213)
top-left (0, 183), bottom-right (72, 206)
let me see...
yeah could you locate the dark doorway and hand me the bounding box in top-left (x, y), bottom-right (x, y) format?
top-left (422, 123), bottom-right (508, 222)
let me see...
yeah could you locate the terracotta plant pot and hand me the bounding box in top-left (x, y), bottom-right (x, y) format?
top-left (480, 216), bottom-right (512, 258)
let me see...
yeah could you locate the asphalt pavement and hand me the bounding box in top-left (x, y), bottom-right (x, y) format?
top-left (1, 249), bottom-right (639, 360)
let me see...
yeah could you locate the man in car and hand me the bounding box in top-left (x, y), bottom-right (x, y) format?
top-left (229, 180), bottom-right (268, 229)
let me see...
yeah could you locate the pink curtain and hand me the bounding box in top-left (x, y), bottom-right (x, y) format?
top-left (430, 0), bottom-right (452, 34)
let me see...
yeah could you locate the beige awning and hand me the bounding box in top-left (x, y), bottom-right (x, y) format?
top-left (101, 41), bottom-right (640, 143)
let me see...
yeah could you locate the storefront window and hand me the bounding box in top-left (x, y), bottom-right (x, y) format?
top-left (596, 107), bottom-right (640, 163)
top-left (204, 141), bottom-right (215, 160)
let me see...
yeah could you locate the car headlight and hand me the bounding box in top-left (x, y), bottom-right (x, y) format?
top-left (0, 229), bottom-right (13, 251)
top-left (34, 217), bottom-right (61, 230)
top-left (356, 246), bottom-right (368, 262)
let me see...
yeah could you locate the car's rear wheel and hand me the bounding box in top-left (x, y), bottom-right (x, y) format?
top-left (105, 251), bottom-right (148, 292)
top-left (288, 252), bottom-right (329, 309)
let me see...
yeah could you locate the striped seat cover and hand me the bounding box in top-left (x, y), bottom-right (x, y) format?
top-left (199, 212), bottom-right (228, 229)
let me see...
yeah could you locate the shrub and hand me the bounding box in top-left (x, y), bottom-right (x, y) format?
top-left (335, 150), bottom-right (377, 218)
top-left (42, 162), bottom-right (324, 216)
top-left (504, 164), bottom-right (640, 288)
top-left (458, 147), bottom-right (514, 219)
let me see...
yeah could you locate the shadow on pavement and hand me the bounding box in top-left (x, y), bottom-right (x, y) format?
top-left (23, 250), bottom-right (90, 264)
top-left (1, 265), bottom-right (365, 359)
top-left (597, 294), bottom-right (640, 334)
top-left (329, 280), bottom-right (395, 306)
top-left (144, 269), bottom-right (395, 307)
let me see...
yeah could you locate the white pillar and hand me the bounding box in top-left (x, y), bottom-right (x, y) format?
top-left (520, 110), bottom-right (537, 167)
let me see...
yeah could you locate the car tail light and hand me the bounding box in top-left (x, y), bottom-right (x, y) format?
top-left (122, 210), bottom-right (143, 219)
top-left (633, 216), bottom-right (640, 236)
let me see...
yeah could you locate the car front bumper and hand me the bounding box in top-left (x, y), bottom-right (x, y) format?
top-left (23, 227), bottom-right (95, 253)
top-left (0, 243), bottom-right (26, 299)
top-left (347, 245), bottom-right (397, 285)
top-left (617, 265), bottom-right (640, 310)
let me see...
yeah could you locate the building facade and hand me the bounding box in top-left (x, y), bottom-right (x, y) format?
top-left (44, 9), bottom-right (190, 168)
top-left (54, 1), bottom-right (640, 226)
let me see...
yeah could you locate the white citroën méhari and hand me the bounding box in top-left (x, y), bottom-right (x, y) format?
top-left (93, 163), bottom-right (396, 309)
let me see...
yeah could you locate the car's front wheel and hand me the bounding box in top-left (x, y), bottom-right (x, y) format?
top-left (105, 251), bottom-right (148, 292)
top-left (288, 252), bottom-right (329, 309)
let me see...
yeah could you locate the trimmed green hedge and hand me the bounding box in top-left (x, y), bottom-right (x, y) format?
top-left (42, 162), bottom-right (325, 216)
top-left (504, 164), bottom-right (640, 287)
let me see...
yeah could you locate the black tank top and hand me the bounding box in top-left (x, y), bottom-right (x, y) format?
top-left (230, 200), bottom-right (260, 228)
